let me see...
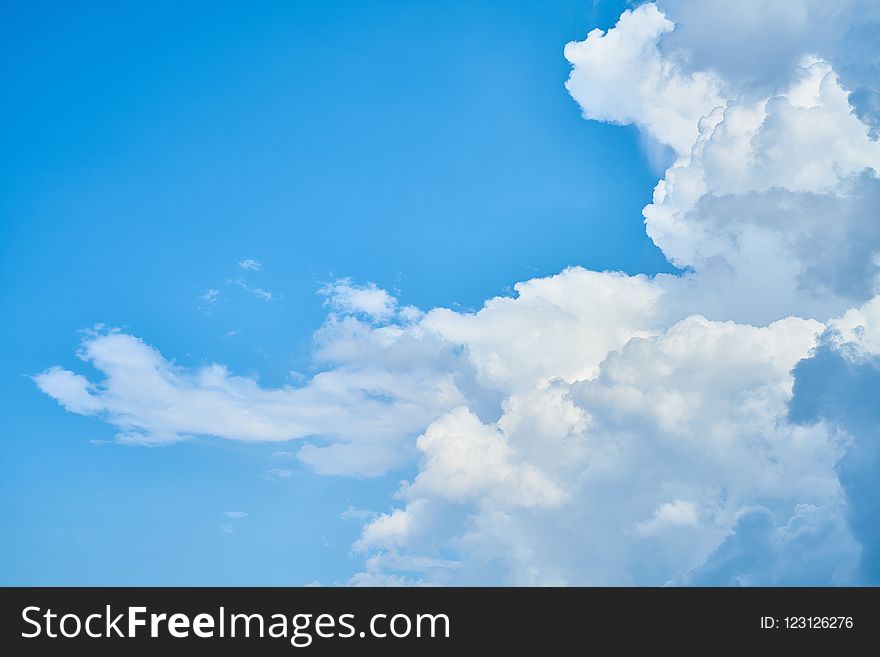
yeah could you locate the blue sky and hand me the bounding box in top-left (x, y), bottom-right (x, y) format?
top-left (3, 1), bottom-right (879, 586)
top-left (0, 0), bottom-right (668, 584)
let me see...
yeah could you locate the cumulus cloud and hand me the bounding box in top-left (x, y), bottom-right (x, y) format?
top-left (320, 279), bottom-right (399, 322)
top-left (788, 304), bottom-right (880, 584)
top-left (567, 5), bottom-right (880, 324)
top-left (35, 2), bottom-right (880, 584)
top-left (564, 4), bottom-right (725, 156)
top-left (656, 0), bottom-right (880, 134)
top-left (353, 314), bottom-right (843, 584)
top-left (642, 61), bottom-right (880, 323)
top-left (35, 367), bottom-right (104, 415)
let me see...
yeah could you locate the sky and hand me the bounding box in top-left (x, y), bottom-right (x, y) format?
top-left (2, 0), bottom-right (879, 585)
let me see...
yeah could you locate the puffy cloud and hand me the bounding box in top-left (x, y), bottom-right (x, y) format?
top-left (320, 279), bottom-right (399, 321)
top-left (828, 295), bottom-right (880, 355)
top-left (421, 268), bottom-right (665, 393)
top-left (642, 61), bottom-right (880, 322)
top-left (566, 4), bottom-right (880, 324)
top-left (564, 3), bottom-right (725, 155)
top-left (655, 0), bottom-right (851, 89)
top-left (36, 268), bottom-right (661, 473)
top-left (34, 367), bottom-right (104, 415)
top-left (656, 0), bottom-right (880, 133)
top-left (353, 314), bottom-right (845, 585)
top-left (36, 2), bottom-right (880, 584)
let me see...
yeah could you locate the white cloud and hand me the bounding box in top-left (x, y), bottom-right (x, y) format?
top-left (34, 367), bottom-right (104, 415)
top-left (655, 0), bottom-right (877, 102)
top-left (223, 511), bottom-right (248, 519)
top-left (635, 500), bottom-right (699, 536)
top-left (352, 313), bottom-right (842, 584)
top-left (421, 268), bottom-right (665, 393)
top-left (641, 61), bottom-right (880, 324)
top-left (564, 3), bottom-right (726, 155)
top-left (34, 329), bottom-right (463, 473)
top-left (201, 289), bottom-right (220, 304)
top-left (404, 407), bottom-right (565, 508)
top-left (565, 4), bottom-right (880, 326)
top-left (321, 279), bottom-right (397, 321)
top-left (348, 553), bottom-right (457, 586)
top-left (830, 296), bottom-right (880, 356)
top-left (231, 278), bottom-right (274, 301)
top-left (262, 468), bottom-right (294, 480)
top-left (238, 259), bottom-right (262, 271)
top-left (341, 506), bottom-right (376, 522)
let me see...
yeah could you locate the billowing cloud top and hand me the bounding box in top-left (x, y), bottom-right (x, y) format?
top-left (36, 2), bottom-right (880, 585)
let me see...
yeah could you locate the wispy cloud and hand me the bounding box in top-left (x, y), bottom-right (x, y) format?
top-left (238, 259), bottom-right (262, 271)
top-left (231, 278), bottom-right (275, 301)
top-left (201, 289), bottom-right (220, 304)
top-left (320, 279), bottom-right (396, 321)
top-left (341, 506), bottom-right (376, 522)
top-left (198, 289), bottom-right (221, 313)
top-left (199, 261), bottom-right (275, 309)
top-left (262, 468), bottom-right (293, 480)
top-left (220, 510), bottom-right (247, 534)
